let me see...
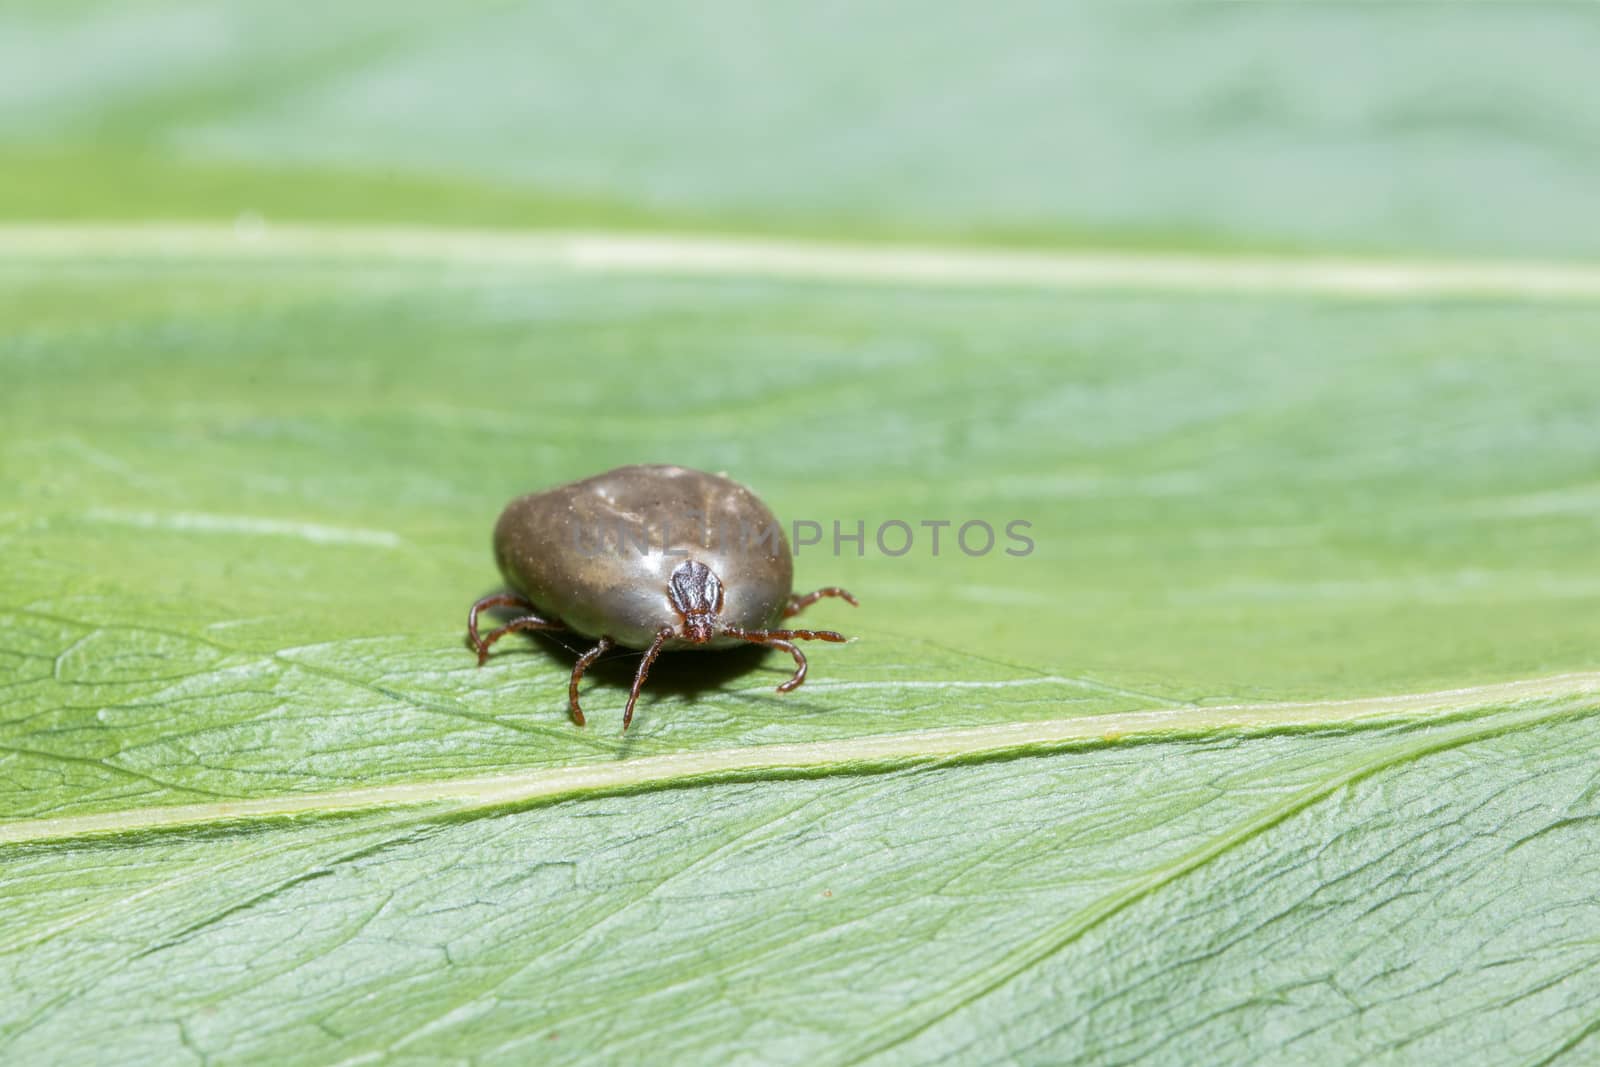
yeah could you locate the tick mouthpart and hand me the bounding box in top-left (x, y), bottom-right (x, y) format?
top-left (682, 613), bottom-right (717, 644)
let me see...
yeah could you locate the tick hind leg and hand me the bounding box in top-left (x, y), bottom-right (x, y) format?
top-left (783, 586), bottom-right (858, 618)
top-left (468, 593), bottom-right (564, 665)
top-left (567, 636), bottom-right (614, 727)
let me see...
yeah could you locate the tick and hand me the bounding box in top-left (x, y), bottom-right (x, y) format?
top-left (467, 464), bottom-right (858, 731)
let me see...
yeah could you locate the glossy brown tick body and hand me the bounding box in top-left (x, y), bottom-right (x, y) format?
top-left (468, 465), bottom-right (857, 731)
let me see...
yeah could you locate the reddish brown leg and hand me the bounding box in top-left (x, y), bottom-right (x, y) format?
top-left (783, 587), bottom-right (859, 618)
top-left (470, 593), bottom-right (531, 655)
top-left (567, 636), bottom-right (614, 727)
top-left (759, 637), bottom-right (808, 692)
top-left (477, 615), bottom-right (566, 665)
top-left (622, 627), bottom-right (674, 732)
top-left (724, 627), bottom-right (848, 692)
top-left (468, 593), bottom-right (563, 665)
top-left (724, 626), bottom-right (848, 644)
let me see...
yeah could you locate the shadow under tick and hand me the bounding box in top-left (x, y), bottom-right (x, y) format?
top-left (472, 592), bottom-right (797, 707)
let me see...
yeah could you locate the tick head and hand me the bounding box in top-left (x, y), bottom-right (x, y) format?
top-left (668, 559), bottom-right (724, 644)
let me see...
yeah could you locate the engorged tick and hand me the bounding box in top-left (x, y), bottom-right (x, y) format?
top-left (467, 465), bottom-right (858, 731)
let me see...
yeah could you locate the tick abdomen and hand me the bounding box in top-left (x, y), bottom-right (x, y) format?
top-left (493, 465), bottom-right (793, 649)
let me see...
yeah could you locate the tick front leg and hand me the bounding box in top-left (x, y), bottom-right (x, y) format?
top-left (567, 636), bottom-right (614, 727)
top-left (723, 626), bottom-right (847, 692)
top-left (468, 593), bottom-right (564, 665)
top-left (622, 627), bottom-right (675, 732)
top-left (759, 637), bottom-right (808, 692)
top-left (783, 587), bottom-right (858, 618)
top-left (725, 626), bottom-right (847, 644)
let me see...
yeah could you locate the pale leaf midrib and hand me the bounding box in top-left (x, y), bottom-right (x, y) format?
top-left (4, 671), bottom-right (1598, 847)
top-left (3, 223), bottom-right (1600, 299)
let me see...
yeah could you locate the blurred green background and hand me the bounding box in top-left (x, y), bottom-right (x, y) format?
top-left (5, 2), bottom-right (1600, 255)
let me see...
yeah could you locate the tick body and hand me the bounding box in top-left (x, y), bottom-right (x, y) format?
top-left (468, 465), bottom-right (857, 730)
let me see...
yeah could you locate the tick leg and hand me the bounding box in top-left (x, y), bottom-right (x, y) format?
top-left (757, 637), bottom-right (808, 692)
top-left (783, 587), bottom-right (858, 618)
top-left (567, 636), bottom-right (614, 727)
top-left (622, 627), bottom-right (674, 732)
top-left (469, 593), bottom-right (564, 666)
top-left (724, 627), bottom-right (848, 644)
top-left (724, 627), bottom-right (845, 692)
top-left (469, 593), bottom-right (533, 658)
top-left (476, 615), bottom-right (566, 665)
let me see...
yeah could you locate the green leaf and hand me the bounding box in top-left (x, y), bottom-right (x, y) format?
top-left (6, 4), bottom-right (1600, 1064)
top-left (7, 227), bottom-right (1600, 1064)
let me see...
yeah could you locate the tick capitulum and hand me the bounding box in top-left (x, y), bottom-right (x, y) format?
top-left (465, 465), bottom-right (858, 731)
